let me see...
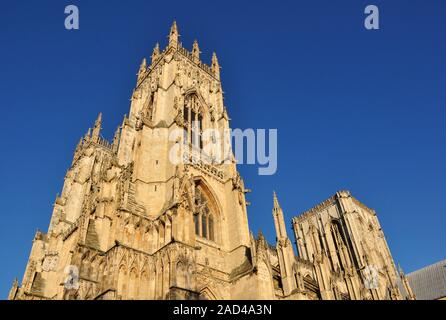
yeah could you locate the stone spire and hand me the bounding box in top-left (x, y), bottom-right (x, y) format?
top-left (151, 43), bottom-right (160, 63)
top-left (398, 264), bottom-right (416, 300)
top-left (398, 263), bottom-right (403, 275)
top-left (168, 20), bottom-right (179, 48)
top-left (273, 191), bottom-right (287, 240)
top-left (91, 113), bottom-right (102, 143)
top-left (75, 136), bottom-right (84, 153)
top-left (137, 58), bottom-right (147, 82)
top-left (85, 128), bottom-right (91, 141)
top-left (272, 191), bottom-right (296, 296)
top-left (8, 278), bottom-right (19, 300)
top-left (211, 52), bottom-right (220, 80)
top-left (112, 126), bottom-right (121, 152)
top-left (192, 39), bottom-right (201, 63)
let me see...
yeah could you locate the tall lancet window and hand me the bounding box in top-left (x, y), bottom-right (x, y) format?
top-left (201, 214), bottom-right (208, 239)
top-left (193, 183), bottom-right (215, 242)
top-left (182, 94), bottom-right (203, 150)
top-left (208, 215), bottom-right (214, 241)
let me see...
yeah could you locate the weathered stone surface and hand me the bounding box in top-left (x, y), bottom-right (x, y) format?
top-left (9, 22), bottom-right (412, 301)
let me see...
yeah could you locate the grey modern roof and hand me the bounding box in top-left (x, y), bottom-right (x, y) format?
top-left (407, 260), bottom-right (446, 300)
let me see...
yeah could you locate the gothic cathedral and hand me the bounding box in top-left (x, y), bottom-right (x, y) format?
top-left (9, 22), bottom-right (415, 300)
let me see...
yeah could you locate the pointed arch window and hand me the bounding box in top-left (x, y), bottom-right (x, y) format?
top-left (182, 95), bottom-right (203, 150)
top-left (193, 183), bottom-right (216, 242)
top-left (201, 214), bottom-right (207, 239)
top-left (194, 214), bottom-right (200, 236)
top-left (208, 215), bottom-right (214, 241)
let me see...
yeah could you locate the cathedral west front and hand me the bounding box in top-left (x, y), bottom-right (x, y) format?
top-left (9, 22), bottom-right (415, 301)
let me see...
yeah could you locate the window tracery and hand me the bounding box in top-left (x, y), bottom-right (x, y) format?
top-left (193, 183), bottom-right (215, 242)
top-left (182, 94), bottom-right (204, 150)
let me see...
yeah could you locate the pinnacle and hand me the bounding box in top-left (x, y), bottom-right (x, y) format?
top-left (168, 20), bottom-right (180, 47)
top-left (95, 113), bottom-right (102, 125)
top-left (273, 191), bottom-right (280, 209)
top-left (171, 20), bottom-right (178, 32)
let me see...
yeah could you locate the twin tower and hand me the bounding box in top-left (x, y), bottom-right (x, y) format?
top-left (9, 22), bottom-right (414, 300)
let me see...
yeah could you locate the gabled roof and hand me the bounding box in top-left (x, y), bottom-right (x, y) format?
top-left (407, 260), bottom-right (446, 300)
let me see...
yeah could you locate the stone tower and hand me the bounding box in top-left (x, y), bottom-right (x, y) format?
top-left (9, 22), bottom-right (254, 300)
top-left (9, 23), bottom-right (412, 300)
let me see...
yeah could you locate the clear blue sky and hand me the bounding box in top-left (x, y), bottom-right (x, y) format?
top-left (0, 0), bottom-right (445, 299)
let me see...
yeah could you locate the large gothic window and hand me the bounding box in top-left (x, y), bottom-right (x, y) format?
top-left (183, 95), bottom-right (203, 150)
top-left (193, 183), bottom-right (215, 242)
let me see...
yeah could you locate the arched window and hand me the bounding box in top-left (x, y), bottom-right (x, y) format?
top-left (201, 214), bottom-right (207, 238)
top-left (194, 214), bottom-right (200, 236)
top-left (182, 95), bottom-right (203, 150)
top-left (208, 215), bottom-right (214, 241)
top-left (193, 182), bottom-right (215, 242)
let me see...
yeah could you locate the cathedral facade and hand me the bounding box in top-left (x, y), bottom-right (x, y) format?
top-left (9, 23), bottom-right (414, 300)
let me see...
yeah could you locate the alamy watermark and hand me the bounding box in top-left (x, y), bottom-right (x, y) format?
top-left (65, 5), bottom-right (79, 30)
top-left (363, 265), bottom-right (379, 289)
top-left (364, 5), bottom-right (380, 30)
top-left (61, 4), bottom-right (380, 176)
top-left (65, 5), bottom-right (380, 31)
top-left (169, 124), bottom-right (277, 176)
top-left (64, 265), bottom-right (80, 290)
